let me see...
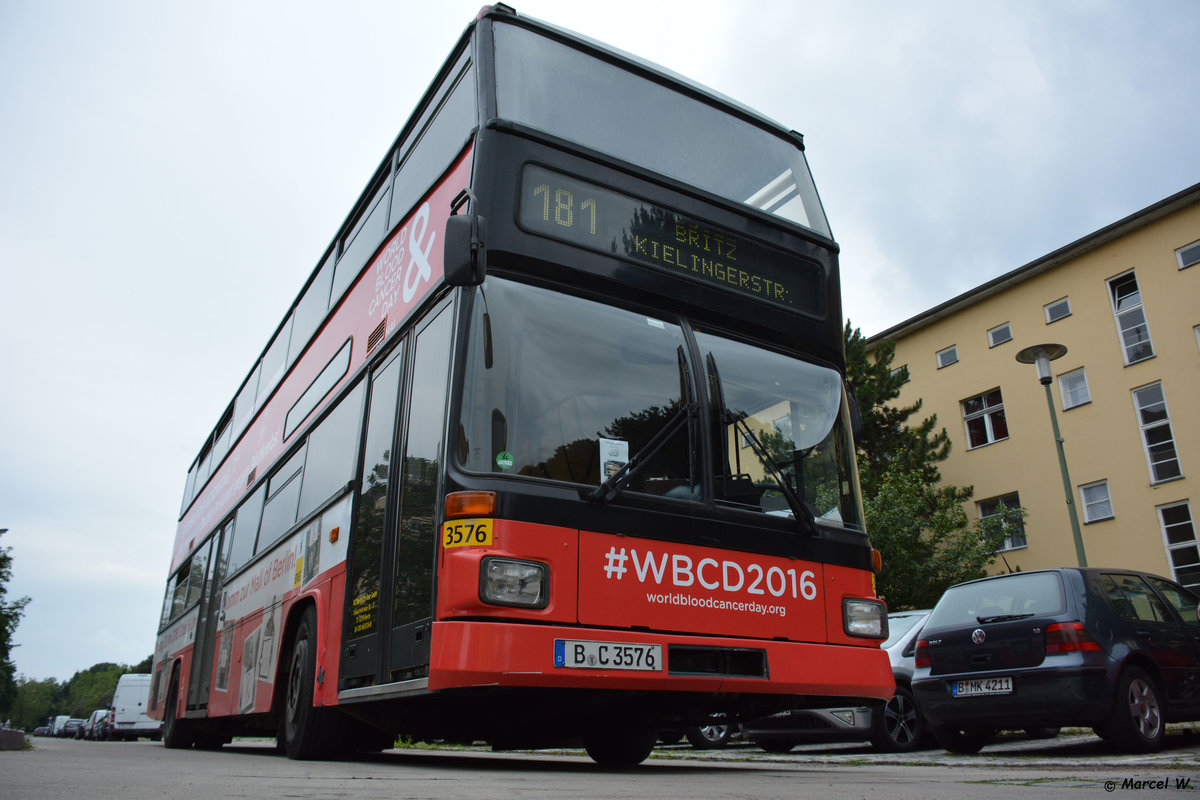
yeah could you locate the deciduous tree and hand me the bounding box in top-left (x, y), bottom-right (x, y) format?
top-left (7, 676), bottom-right (59, 732)
top-left (864, 468), bottom-right (1014, 609)
top-left (64, 663), bottom-right (126, 718)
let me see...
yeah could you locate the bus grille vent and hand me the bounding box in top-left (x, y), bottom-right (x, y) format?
top-left (367, 318), bottom-right (387, 354)
top-left (668, 645), bottom-right (768, 679)
top-left (246, 467), bottom-right (256, 487)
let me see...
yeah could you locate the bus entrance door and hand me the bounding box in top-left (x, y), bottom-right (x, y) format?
top-left (187, 522), bottom-right (228, 708)
top-left (384, 306), bottom-right (452, 682)
top-left (341, 305), bottom-right (453, 688)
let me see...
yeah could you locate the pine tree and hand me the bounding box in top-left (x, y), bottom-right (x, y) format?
top-left (0, 529), bottom-right (31, 714)
top-left (844, 323), bottom-right (1020, 609)
top-left (844, 323), bottom-right (951, 489)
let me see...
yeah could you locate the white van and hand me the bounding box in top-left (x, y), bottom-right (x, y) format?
top-left (109, 674), bottom-right (162, 741)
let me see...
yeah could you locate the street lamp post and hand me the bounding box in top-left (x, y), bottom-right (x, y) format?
top-left (1015, 343), bottom-right (1087, 567)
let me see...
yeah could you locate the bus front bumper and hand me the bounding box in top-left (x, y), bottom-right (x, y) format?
top-left (428, 620), bottom-right (893, 702)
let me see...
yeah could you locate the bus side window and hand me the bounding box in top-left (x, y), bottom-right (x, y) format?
top-left (170, 560), bottom-right (192, 620)
top-left (389, 59), bottom-right (476, 231)
top-left (159, 577), bottom-right (176, 628)
top-left (296, 382), bottom-right (365, 521)
top-left (227, 484), bottom-right (265, 576)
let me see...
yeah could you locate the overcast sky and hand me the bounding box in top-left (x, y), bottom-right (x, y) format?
top-left (2, 0), bottom-right (1198, 683)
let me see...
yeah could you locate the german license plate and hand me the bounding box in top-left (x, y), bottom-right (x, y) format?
top-left (952, 676), bottom-right (1013, 696)
top-left (554, 639), bottom-right (663, 672)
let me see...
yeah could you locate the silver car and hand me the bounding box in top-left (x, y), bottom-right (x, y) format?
top-left (744, 609), bottom-right (931, 753)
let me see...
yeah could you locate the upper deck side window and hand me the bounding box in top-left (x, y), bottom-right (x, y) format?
top-left (178, 50), bottom-right (477, 522)
top-left (491, 21), bottom-right (831, 239)
top-left (390, 54), bottom-right (477, 230)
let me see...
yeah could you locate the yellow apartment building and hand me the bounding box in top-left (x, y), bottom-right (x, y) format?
top-left (868, 182), bottom-right (1200, 588)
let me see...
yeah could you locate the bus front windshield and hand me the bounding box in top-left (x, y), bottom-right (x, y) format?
top-left (454, 278), bottom-right (863, 532)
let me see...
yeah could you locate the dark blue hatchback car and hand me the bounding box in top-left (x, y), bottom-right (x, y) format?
top-left (912, 568), bottom-right (1200, 754)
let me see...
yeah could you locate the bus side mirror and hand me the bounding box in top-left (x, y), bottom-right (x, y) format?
top-left (444, 206), bottom-right (487, 287)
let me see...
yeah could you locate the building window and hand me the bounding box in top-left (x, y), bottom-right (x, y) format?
top-left (962, 389), bottom-right (1008, 449)
top-left (1178, 239), bottom-right (1200, 270)
top-left (1058, 367), bottom-right (1091, 410)
top-left (1079, 480), bottom-right (1114, 523)
top-left (987, 323), bottom-right (1012, 348)
top-left (1045, 297), bottom-right (1071, 323)
top-left (979, 493), bottom-right (1026, 551)
top-left (1108, 272), bottom-right (1155, 364)
top-left (1132, 383), bottom-right (1182, 483)
top-left (936, 345), bottom-right (958, 369)
top-left (891, 364), bottom-right (910, 384)
top-left (1159, 502), bottom-right (1199, 590)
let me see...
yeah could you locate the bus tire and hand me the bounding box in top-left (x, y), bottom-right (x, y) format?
top-left (582, 728), bottom-right (657, 766)
top-left (283, 606), bottom-right (344, 759)
top-left (162, 668), bottom-right (194, 749)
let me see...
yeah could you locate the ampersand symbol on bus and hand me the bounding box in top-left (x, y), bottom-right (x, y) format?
top-left (402, 202), bottom-right (436, 304)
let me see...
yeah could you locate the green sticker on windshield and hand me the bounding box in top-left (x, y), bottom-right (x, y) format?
top-left (496, 451), bottom-right (514, 470)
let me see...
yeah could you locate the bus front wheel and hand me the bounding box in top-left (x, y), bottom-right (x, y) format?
top-left (283, 606), bottom-right (344, 759)
top-left (583, 728), bottom-right (657, 766)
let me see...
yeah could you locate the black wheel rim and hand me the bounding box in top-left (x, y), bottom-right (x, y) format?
top-left (286, 635), bottom-right (308, 728)
top-left (884, 693), bottom-right (918, 745)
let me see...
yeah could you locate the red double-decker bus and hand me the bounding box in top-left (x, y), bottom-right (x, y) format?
top-left (149, 4), bottom-right (892, 765)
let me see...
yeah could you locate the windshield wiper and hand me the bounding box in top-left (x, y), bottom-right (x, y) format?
top-left (588, 347), bottom-right (695, 504)
top-left (977, 612), bottom-right (1035, 624)
top-left (725, 409), bottom-right (818, 536)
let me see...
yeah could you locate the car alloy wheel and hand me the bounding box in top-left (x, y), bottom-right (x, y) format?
top-left (871, 686), bottom-right (922, 751)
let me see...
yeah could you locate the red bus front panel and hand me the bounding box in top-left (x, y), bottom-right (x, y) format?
top-left (432, 519), bottom-right (890, 700)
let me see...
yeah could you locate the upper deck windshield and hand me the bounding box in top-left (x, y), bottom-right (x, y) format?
top-left (454, 278), bottom-right (863, 532)
top-left (493, 20), bottom-right (832, 239)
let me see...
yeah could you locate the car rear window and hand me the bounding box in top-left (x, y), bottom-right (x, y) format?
top-left (882, 612), bottom-right (927, 647)
top-left (926, 572), bottom-right (1067, 629)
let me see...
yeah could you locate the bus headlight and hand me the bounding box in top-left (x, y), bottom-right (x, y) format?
top-left (843, 598), bottom-right (888, 639)
top-left (480, 557), bottom-right (548, 609)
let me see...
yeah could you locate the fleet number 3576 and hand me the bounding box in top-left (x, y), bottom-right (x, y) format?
top-left (442, 518), bottom-right (493, 548)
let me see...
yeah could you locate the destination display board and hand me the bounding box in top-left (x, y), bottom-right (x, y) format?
top-left (518, 164), bottom-right (825, 316)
